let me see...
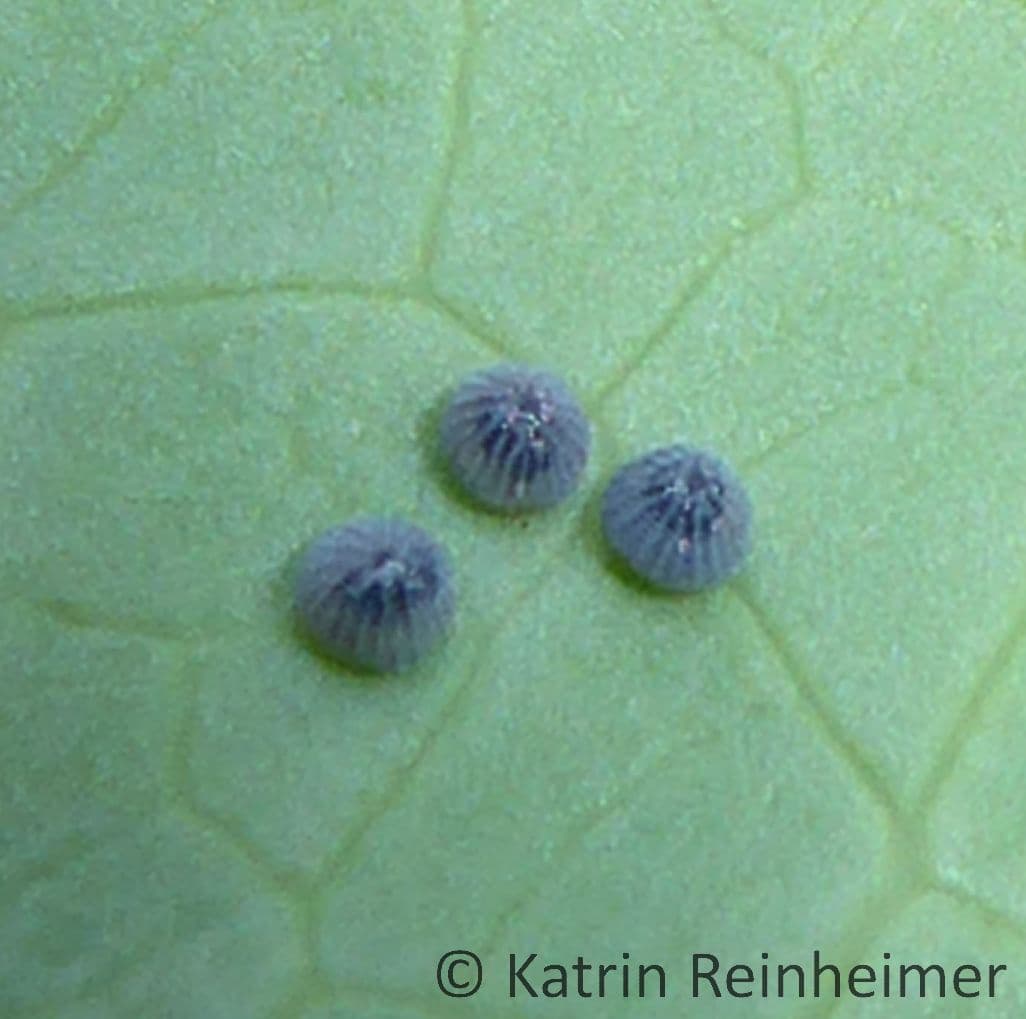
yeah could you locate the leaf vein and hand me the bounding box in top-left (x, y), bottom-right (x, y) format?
top-left (733, 582), bottom-right (903, 824)
top-left (0, 276), bottom-right (407, 331)
top-left (0, 2), bottom-right (229, 230)
top-left (914, 588), bottom-right (1026, 818)
top-left (593, 194), bottom-right (808, 408)
top-left (416, 0), bottom-right (479, 278)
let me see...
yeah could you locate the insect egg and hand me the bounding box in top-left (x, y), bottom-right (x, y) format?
top-left (601, 444), bottom-right (752, 591)
top-left (293, 517), bottom-right (455, 673)
top-left (439, 364), bottom-right (591, 511)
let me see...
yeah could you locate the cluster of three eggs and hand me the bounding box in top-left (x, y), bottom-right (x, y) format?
top-left (295, 365), bottom-right (752, 673)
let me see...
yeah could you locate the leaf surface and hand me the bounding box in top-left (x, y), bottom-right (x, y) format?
top-left (3, 1), bottom-right (1026, 1016)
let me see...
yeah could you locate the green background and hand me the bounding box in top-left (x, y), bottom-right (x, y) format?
top-left (3, 1), bottom-right (1026, 1016)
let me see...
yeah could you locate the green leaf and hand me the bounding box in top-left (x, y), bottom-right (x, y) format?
top-left (3, 1), bottom-right (1026, 1017)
